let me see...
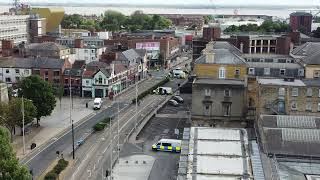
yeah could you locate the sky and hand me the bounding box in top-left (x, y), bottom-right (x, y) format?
top-left (3, 0), bottom-right (320, 6)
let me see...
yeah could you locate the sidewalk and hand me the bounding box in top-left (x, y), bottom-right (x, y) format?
top-left (13, 97), bottom-right (95, 159)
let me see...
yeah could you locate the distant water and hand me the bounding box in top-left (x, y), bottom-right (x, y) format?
top-left (0, 5), bottom-right (318, 18)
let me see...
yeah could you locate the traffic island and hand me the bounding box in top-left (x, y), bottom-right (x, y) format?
top-left (38, 158), bottom-right (72, 180)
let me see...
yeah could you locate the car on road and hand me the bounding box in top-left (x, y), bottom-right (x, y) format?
top-left (152, 139), bottom-right (181, 153)
top-left (168, 99), bottom-right (179, 107)
top-left (153, 87), bottom-right (173, 95)
top-left (173, 95), bottom-right (184, 103)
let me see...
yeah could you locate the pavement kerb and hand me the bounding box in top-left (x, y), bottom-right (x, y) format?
top-left (19, 78), bottom-right (148, 164)
top-left (19, 111), bottom-right (97, 164)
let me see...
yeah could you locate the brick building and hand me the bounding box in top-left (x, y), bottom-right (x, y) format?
top-left (290, 12), bottom-right (313, 34)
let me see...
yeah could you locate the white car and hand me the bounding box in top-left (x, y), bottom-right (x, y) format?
top-left (93, 98), bottom-right (102, 110)
top-left (168, 99), bottom-right (179, 107)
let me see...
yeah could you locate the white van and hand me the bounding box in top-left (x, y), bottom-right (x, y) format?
top-left (93, 98), bottom-right (102, 110)
top-left (153, 87), bottom-right (173, 95)
top-left (172, 68), bottom-right (186, 79)
top-left (152, 139), bottom-right (181, 153)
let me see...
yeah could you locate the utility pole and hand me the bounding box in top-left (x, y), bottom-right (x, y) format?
top-left (117, 96), bottom-right (120, 162)
top-left (22, 95), bottom-right (25, 155)
top-left (70, 73), bottom-right (75, 159)
top-left (135, 64), bottom-right (138, 130)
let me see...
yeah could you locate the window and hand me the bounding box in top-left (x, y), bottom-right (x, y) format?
top-left (278, 59), bottom-right (286, 63)
top-left (314, 71), bottom-right (320, 78)
top-left (205, 89), bottom-right (211, 97)
top-left (291, 101), bottom-right (298, 111)
top-left (292, 88), bottom-right (299, 97)
top-left (298, 69), bottom-right (304, 77)
top-left (5, 69), bottom-right (9, 73)
top-left (53, 71), bottom-right (60, 76)
top-left (235, 69), bottom-right (240, 77)
top-left (248, 68), bottom-right (255, 75)
top-left (45, 70), bottom-right (49, 76)
top-left (280, 69), bottom-right (286, 76)
top-left (219, 67), bottom-right (225, 79)
top-left (24, 69), bottom-right (29, 75)
top-left (92, 49), bottom-right (95, 53)
top-left (65, 78), bottom-right (69, 84)
top-left (84, 50), bottom-right (88, 53)
top-left (224, 89), bottom-right (231, 97)
top-left (53, 79), bottom-right (60, 84)
top-left (98, 75), bottom-right (102, 84)
top-left (264, 68), bottom-right (270, 75)
top-left (34, 69), bottom-right (40, 75)
top-left (104, 79), bottom-right (106, 84)
top-left (223, 104), bottom-right (231, 116)
top-left (318, 103), bottom-right (320, 112)
top-left (306, 102), bottom-right (312, 111)
top-left (15, 69), bottom-right (19, 74)
top-left (5, 77), bottom-right (11, 82)
top-left (307, 88), bottom-right (313, 97)
top-left (204, 105), bottom-right (210, 116)
top-left (86, 80), bottom-right (89, 85)
top-left (16, 77), bottom-right (20, 81)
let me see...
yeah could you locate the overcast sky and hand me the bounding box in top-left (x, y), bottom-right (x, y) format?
top-left (3, 0), bottom-right (319, 6)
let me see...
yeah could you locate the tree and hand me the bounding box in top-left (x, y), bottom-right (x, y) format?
top-left (0, 126), bottom-right (32, 180)
top-left (19, 76), bottom-right (56, 127)
top-left (204, 15), bottom-right (214, 24)
top-left (101, 10), bottom-right (127, 32)
top-left (7, 98), bottom-right (37, 134)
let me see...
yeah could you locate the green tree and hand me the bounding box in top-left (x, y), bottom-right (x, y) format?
top-left (101, 10), bottom-right (127, 32)
top-left (0, 126), bottom-right (32, 180)
top-left (19, 76), bottom-right (56, 127)
top-left (7, 98), bottom-right (37, 134)
top-left (204, 15), bottom-right (214, 24)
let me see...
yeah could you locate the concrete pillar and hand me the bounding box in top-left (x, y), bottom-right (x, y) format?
top-left (267, 40), bottom-right (270, 53)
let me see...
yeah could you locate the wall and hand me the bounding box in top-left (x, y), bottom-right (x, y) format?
top-left (305, 65), bottom-right (320, 79)
top-left (192, 83), bottom-right (246, 122)
top-left (0, 68), bottom-right (31, 84)
top-left (194, 64), bottom-right (247, 80)
top-left (0, 83), bottom-right (9, 103)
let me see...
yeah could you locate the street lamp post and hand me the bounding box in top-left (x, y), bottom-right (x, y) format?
top-left (135, 63), bottom-right (138, 130)
top-left (70, 73), bottom-right (75, 159)
top-left (22, 94), bottom-right (25, 155)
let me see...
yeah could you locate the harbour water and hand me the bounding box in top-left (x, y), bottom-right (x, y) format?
top-left (0, 5), bottom-right (319, 18)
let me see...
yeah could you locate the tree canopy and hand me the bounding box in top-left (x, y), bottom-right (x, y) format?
top-left (19, 76), bottom-right (56, 126)
top-left (61, 10), bottom-right (172, 32)
top-left (224, 20), bottom-right (291, 33)
top-left (0, 126), bottom-right (32, 180)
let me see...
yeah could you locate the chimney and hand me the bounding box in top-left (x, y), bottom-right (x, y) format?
top-left (2, 40), bottom-right (13, 57)
top-left (240, 42), bottom-right (244, 53)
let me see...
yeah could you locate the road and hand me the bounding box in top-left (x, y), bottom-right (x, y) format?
top-left (21, 54), bottom-right (191, 179)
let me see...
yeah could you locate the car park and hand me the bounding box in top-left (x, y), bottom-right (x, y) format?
top-left (173, 95), bottom-right (184, 103)
top-left (168, 99), bottom-right (179, 106)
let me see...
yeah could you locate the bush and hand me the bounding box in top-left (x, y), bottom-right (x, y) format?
top-left (93, 122), bottom-right (106, 131)
top-left (53, 159), bottom-right (69, 174)
top-left (44, 171), bottom-right (58, 180)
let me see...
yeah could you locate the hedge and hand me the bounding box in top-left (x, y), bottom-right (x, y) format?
top-left (93, 117), bottom-right (111, 132)
top-left (44, 159), bottom-right (69, 180)
top-left (131, 77), bottom-right (170, 104)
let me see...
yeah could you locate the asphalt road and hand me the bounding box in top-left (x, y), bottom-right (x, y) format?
top-left (120, 93), bottom-right (192, 180)
top-left (21, 55), bottom-right (192, 179)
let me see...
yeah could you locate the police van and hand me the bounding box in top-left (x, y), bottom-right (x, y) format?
top-left (152, 139), bottom-right (181, 153)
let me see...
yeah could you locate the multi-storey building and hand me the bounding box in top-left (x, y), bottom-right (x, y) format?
top-left (0, 15), bottom-right (30, 47)
top-left (192, 41), bottom-right (248, 127)
top-left (290, 12), bottom-right (313, 34)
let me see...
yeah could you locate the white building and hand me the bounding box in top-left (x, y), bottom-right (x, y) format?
top-left (0, 64), bottom-right (31, 85)
top-left (74, 46), bottom-right (106, 64)
top-left (178, 127), bottom-right (254, 180)
top-left (0, 15), bottom-right (30, 47)
top-left (56, 36), bottom-right (105, 47)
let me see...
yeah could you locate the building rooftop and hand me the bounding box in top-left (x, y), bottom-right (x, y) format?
top-left (194, 78), bottom-right (245, 86)
top-left (290, 12), bottom-right (313, 16)
top-left (302, 79), bottom-right (320, 87)
top-left (195, 48), bottom-right (246, 65)
top-left (259, 115), bottom-right (320, 158)
top-left (257, 78), bottom-right (306, 86)
top-left (291, 42), bottom-right (320, 57)
top-left (27, 42), bottom-right (69, 51)
top-left (0, 57), bottom-right (65, 69)
top-left (247, 62), bottom-right (302, 69)
top-left (242, 53), bottom-right (293, 59)
top-left (184, 127), bottom-right (252, 180)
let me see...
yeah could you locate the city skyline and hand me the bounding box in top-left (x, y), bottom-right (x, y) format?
top-left (3, 0), bottom-right (320, 6)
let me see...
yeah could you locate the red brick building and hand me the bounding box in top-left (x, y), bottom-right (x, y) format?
top-left (290, 12), bottom-right (313, 34)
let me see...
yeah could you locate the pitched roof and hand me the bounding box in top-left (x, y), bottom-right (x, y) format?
top-left (82, 70), bottom-right (95, 78)
top-left (195, 49), bottom-right (246, 65)
top-left (26, 42), bottom-right (68, 51)
top-left (0, 57), bottom-right (65, 69)
top-left (120, 49), bottom-right (142, 62)
top-left (302, 51), bottom-right (320, 65)
top-left (86, 61), bottom-right (108, 71)
top-left (291, 42), bottom-right (320, 57)
top-left (114, 64), bottom-right (127, 74)
top-left (212, 41), bottom-right (242, 56)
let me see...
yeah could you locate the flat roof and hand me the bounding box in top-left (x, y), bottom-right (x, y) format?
top-left (186, 127), bottom-right (252, 179)
top-left (258, 78), bottom-right (306, 86)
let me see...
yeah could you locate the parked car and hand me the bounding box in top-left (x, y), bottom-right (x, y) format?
top-left (153, 87), bottom-right (173, 95)
top-left (173, 96), bottom-right (184, 103)
top-left (168, 99), bottom-right (179, 107)
top-left (93, 98), bottom-right (102, 110)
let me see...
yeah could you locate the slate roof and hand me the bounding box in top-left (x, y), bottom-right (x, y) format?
top-left (247, 62), bottom-right (302, 69)
top-left (291, 42), bottom-right (320, 57)
top-left (302, 79), bottom-right (320, 87)
top-left (259, 115), bottom-right (320, 158)
top-left (195, 49), bottom-right (246, 65)
top-left (212, 41), bottom-right (242, 56)
top-left (63, 68), bottom-right (84, 77)
top-left (193, 78), bottom-right (245, 86)
top-left (27, 42), bottom-right (68, 51)
top-left (0, 57), bottom-right (65, 69)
